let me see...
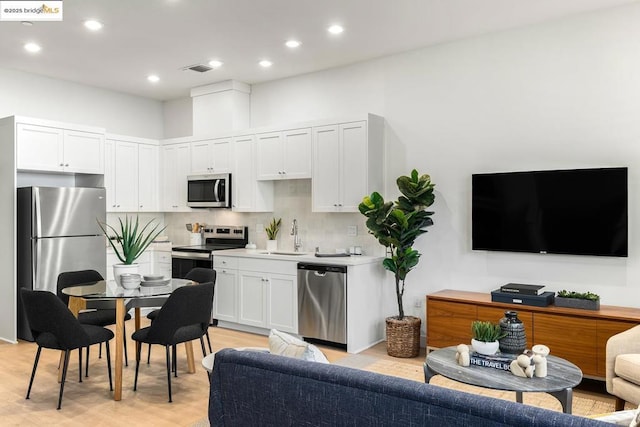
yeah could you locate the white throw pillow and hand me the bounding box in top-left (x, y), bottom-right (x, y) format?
top-left (268, 329), bottom-right (329, 363)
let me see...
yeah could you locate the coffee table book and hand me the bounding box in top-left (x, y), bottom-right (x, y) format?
top-left (499, 283), bottom-right (546, 295)
top-left (469, 352), bottom-right (515, 371)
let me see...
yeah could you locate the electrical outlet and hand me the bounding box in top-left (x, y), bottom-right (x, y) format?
top-left (414, 297), bottom-right (422, 308)
top-left (347, 225), bottom-right (357, 237)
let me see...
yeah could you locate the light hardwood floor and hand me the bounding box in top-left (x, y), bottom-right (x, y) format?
top-left (0, 321), bottom-right (420, 426)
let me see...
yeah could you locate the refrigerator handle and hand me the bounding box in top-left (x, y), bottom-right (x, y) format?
top-left (33, 187), bottom-right (41, 238)
top-left (32, 239), bottom-right (40, 290)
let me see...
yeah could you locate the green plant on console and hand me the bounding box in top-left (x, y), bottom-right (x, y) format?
top-left (98, 215), bottom-right (165, 265)
top-left (265, 217), bottom-right (282, 240)
top-left (359, 169), bottom-right (435, 319)
top-left (557, 290), bottom-right (600, 301)
top-left (471, 320), bottom-right (507, 342)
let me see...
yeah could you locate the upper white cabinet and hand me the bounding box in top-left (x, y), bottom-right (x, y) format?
top-left (256, 128), bottom-right (311, 180)
top-left (138, 144), bottom-right (160, 211)
top-left (161, 142), bottom-right (191, 211)
top-left (104, 135), bottom-right (160, 213)
top-left (312, 115), bottom-right (384, 212)
top-left (16, 121), bottom-right (104, 174)
top-left (232, 134), bottom-right (273, 212)
top-left (190, 137), bottom-right (232, 174)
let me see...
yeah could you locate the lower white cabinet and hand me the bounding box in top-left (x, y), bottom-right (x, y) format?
top-left (214, 256), bottom-right (297, 333)
top-left (238, 270), bottom-right (297, 333)
top-left (106, 244), bottom-right (171, 281)
top-left (213, 268), bottom-right (239, 323)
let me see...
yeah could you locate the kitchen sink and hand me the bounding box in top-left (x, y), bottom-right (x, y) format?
top-left (259, 251), bottom-right (308, 256)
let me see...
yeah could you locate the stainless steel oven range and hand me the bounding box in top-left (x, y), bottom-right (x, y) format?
top-left (171, 225), bottom-right (248, 279)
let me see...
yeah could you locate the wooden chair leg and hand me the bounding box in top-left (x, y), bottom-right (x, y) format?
top-left (615, 396), bottom-right (626, 411)
top-left (26, 346), bottom-right (42, 400)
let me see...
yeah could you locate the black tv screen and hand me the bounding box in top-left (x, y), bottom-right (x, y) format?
top-left (472, 167), bottom-right (628, 257)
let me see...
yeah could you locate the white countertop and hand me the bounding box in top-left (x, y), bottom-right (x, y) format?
top-left (214, 248), bottom-right (384, 266)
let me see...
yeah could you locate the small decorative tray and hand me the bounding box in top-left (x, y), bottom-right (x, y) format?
top-left (140, 278), bottom-right (171, 287)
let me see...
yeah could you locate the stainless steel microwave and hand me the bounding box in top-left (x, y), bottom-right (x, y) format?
top-left (187, 173), bottom-right (231, 208)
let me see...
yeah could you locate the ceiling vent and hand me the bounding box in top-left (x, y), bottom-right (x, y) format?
top-left (184, 64), bottom-right (213, 73)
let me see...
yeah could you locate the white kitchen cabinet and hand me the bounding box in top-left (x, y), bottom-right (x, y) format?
top-left (238, 271), bottom-right (296, 331)
top-left (256, 128), bottom-right (311, 180)
top-left (238, 271), bottom-right (268, 327)
top-left (112, 140), bottom-right (139, 211)
top-left (138, 143), bottom-right (160, 211)
top-left (190, 137), bottom-right (232, 174)
top-left (312, 116), bottom-right (384, 212)
top-left (232, 134), bottom-right (273, 212)
top-left (237, 258), bottom-right (297, 333)
top-left (152, 243), bottom-right (172, 279)
top-left (16, 123), bottom-right (104, 174)
top-left (105, 136), bottom-right (160, 213)
top-left (161, 142), bottom-right (191, 211)
top-left (213, 256), bottom-right (239, 323)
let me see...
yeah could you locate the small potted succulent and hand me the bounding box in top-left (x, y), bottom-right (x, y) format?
top-left (471, 320), bottom-right (507, 355)
top-left (554, 290), bottom-right (600, 311)
top-left (264, 217), bottom-right (282, 252)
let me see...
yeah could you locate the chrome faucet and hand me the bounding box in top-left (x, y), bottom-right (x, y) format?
top-left (291, 219), bottom-right (302, 252)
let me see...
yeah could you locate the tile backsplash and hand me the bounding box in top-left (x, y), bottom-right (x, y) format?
top-left (161, 179), bottom-right (382, 255)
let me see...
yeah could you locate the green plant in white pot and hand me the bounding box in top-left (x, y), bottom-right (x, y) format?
top-left (98, 215), bottom-right (165, 285)
top-left (359, 169), bottom-right (435, 357)
top-left (264, 217), bottom-right (281, 252)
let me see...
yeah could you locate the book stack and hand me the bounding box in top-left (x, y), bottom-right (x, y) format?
top-left (469, 352), bottom-right (515, 371)
top-left (499, 283), bottom-right (546, 295)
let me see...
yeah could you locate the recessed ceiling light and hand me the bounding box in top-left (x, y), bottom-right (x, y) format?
top-left (24, 42), bottom-right (41, 53)
top-left (259, 60), bottom-right (273, 68)
top-left (208, 60), bottom-right (223, 68)
top-left (147, 74), bottom-right (160, 83)
top-left (327, 24), bottom-right (344, 34)
top-left (285, 40), bottom-right (301, 48)
top-left (84, 20), bottom-right (103, 31)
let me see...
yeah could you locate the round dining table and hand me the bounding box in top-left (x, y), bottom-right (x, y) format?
top-left (61, 278), bottom-right (194, 401)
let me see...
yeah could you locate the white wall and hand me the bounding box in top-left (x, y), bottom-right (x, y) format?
top-left (248, 3), bottom-right (640, 313)
top-left (0, 68), bottom-right (163, 138)
top-left (163, 96), bottom-right (192, 138)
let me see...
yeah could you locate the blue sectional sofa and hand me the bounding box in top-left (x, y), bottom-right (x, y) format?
top-left (208, 349), bottom-right (610, 427)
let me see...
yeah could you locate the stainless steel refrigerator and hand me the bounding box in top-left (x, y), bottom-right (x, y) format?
top-left (17, 186), bottom-right (106, 340)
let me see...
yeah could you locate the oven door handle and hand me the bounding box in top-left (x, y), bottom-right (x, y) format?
top-left (171, 251), bottom-right (212, 260)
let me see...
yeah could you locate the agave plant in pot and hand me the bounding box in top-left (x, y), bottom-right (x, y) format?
top-left (359, 170), bottom-right (435, 357)
top-left (98, 215), bottom-right (165, 286)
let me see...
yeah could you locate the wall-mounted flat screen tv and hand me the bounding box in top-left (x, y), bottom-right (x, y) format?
top-left (472, 167), bottom-right (628, 257)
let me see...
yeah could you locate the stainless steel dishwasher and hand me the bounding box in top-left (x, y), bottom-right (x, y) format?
top-left (297, 263), bottom-right (347, 346)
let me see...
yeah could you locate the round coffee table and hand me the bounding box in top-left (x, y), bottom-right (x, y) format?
top-left (424, 346), bottom-right (583, 414)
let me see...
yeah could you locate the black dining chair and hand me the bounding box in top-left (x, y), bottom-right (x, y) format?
top-left (57, 270), bottom-right (132, 373)
top-left (146, 268), bottom-right (216, 363)
top-left (20, 288), bottom-right (114, 410)
top-left (132, 282), bottom-right (215, 402)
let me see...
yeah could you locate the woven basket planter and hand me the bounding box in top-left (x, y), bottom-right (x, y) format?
top-left (386, 316), bottom-right (421, 358)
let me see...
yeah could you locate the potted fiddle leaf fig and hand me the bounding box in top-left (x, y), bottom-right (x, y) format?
top-left (359, 169), bottom-right (435, 357)
top-left (98, 215), bottom-right (165, 285)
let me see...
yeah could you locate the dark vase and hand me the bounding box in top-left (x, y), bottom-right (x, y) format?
top-left (498, 311), bottom-right (526, 354)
